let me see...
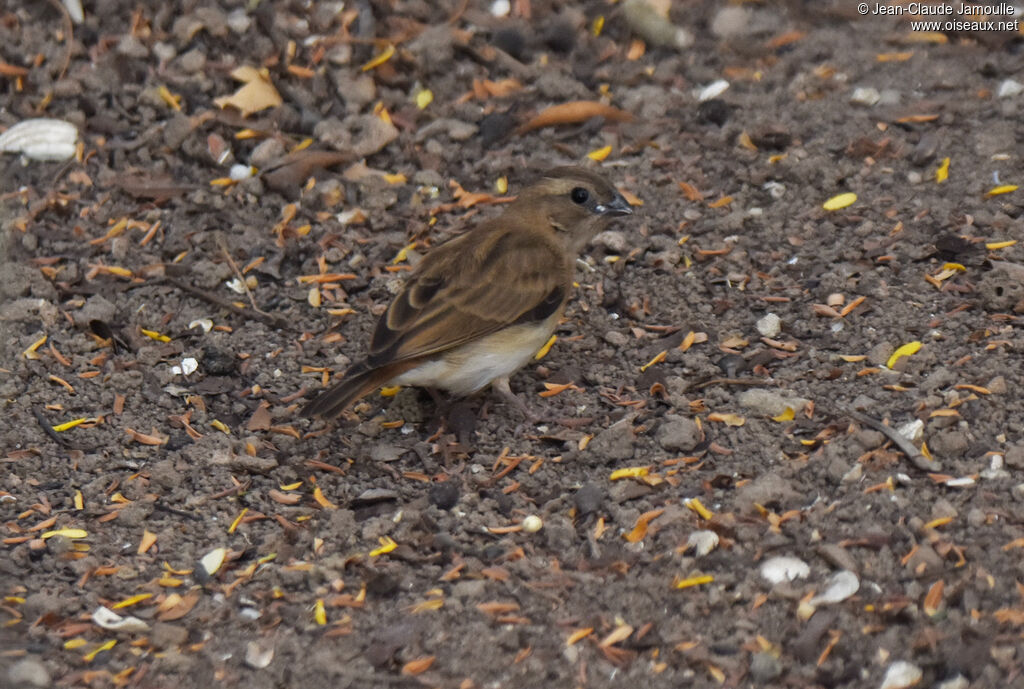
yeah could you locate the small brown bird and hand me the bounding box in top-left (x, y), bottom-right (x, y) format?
top-left (301, 167), bottom-right (632, 421)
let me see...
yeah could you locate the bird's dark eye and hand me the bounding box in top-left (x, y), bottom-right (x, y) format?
top-left (570, 187), bottom-right (590, 205)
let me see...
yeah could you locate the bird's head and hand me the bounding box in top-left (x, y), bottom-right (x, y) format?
top-left (515, 166), bottom-right (633, 254)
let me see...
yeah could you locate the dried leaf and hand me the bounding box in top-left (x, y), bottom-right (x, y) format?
top-left (401, 656), bottom-right (435, 675)
top-left (213, 66), bottom-right (283, 117)
top-left (624, 508), bottom-right (664, 543)
top-left (707, 412), bottom-right (745, 427)
top-left (516, 101), bottom-right (633, 135)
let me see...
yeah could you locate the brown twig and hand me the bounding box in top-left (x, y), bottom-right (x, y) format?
top-left (216, 233), bottom-right (275, 320)
top-left (840, 407), bottom-right (936, 472)
top-left (33, 407), bottom-right (71, 447)
top-left (446, 0), bottom-right (470, 25)
top-left (162, 276), bottom-right (290, 330)
top-left (690, 377), bottom-right (773, 391)
top-left (45, 0), bottom-right (74, 80)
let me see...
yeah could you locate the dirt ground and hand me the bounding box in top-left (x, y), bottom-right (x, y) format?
top-left (2, 1), bottom-right (1023, 687)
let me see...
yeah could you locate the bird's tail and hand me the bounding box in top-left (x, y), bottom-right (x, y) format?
top-left (300, 361), bottom-right (412, 420)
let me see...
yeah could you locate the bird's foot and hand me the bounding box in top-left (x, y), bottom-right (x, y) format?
top-left (491, 377), bottom-right (542, 424)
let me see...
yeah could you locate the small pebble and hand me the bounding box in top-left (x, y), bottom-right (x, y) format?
top-left (748, 652), bottom-right (782, 683)
top-left (997, 79), bottom-right (1023, 98)
top-left (428, 482), bottom-right (460, 510)
top-left (7, 658), bottom-right (51, 688)
top-left (880, 661), bottom-right (922, 689)
top-left (698, 80), bottom-right (730, 102)
top-left (850, 87), bottom-right (881, 106)
top-left (760, 556), bottom-right (809, 584)
top-left (755, 313), bottom-right (781, 337)
top-left (522, 515), bottom-right (543, 532)
top-left (573, 482), bottom-right (604, 515)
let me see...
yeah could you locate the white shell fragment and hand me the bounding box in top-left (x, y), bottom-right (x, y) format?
top-left (200, 547), bottom-right (228, 576)
top-left (188, 318), bottom-right (214, 333)
top-left (897, 419), bottom-right (924, 443)
top-left (171, 357), bottom-right (199, 376)
top-left (0, 118), bottom-right (79, 161)
top-left (760, 556), bottom-right (810, 584)
top-left (92, 606), bottom-right (150, 632)
top-left (230, 164), bottom-right (255, 181)
top-left (850, 87), bottom-right (881, 106)
top-left (944, 477), bottom-right (976, 488)
top-left (698, 80), bottom-right (730, 103)
top-left (880, 660), bottom-right (923, 689)
top-left (245, 639), bottom-right (275, 669)
top-left (809, 570), bottom-right (860, 606)
top-left (686, 530), bottom-right (720, 556)
top-left (62, 0), bottom-right (84, 24)
top-left (997, 79), bottom-right (1023, 98)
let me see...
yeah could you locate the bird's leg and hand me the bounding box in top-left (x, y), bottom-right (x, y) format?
top-left (422, 387), bottom-right (450, 434)
top-left (491, 376), bottom-right (541, 423)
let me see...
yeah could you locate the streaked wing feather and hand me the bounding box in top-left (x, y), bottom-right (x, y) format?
top-left (367, 226), bottom-right (566, 367)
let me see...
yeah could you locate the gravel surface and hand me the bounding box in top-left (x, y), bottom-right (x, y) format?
top-left (2, 1), bottom-right (1023, 688)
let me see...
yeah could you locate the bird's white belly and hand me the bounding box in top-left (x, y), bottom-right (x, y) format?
top-left (392, 322), bottom-right (554, 396)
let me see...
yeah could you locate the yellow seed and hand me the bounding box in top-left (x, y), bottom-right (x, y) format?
top-left (610, 467), bottom-right (649, 480)
top-left (771, 407), bottom-right (795, 422)
top-left (370, 536), bottom-right (398, 557)
top-left (640, 349), bottom-right (667, 372)
top-left (83, 639), bottom-right (117, 662)
top-left (228, 508), bottom-right (248, 534)
top-left (684, 498), bottom-right (713, 520)
top-left (53, 418), bottom-right (88, 432)
top-left (985, 184), bottom-right (1018, 197)
top-left (41, 528), bottom-right (88, 540)
top-left (23, 334), bottom-right (47, 359)
top-left (823, 192), bottom-right (857, 211)
top-left (886, 341), bottom-right (922, 369)
top-left (673, 574), bottom-right (714, 589)
top-left (112, 594), bottom-right (152, 609)
top-left (534, 335), bottom-right (557, 360)
top-left (140, 328), bottom-right (171, 342)
top-left (361, 43), bottom-right (395, 71)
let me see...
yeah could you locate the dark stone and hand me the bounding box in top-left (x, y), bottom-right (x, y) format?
top-left (573, 482), bottom-right (604, 515)
top-left (428, 481), bottom-right (460, 510)
top-left (697, 99), bottom-right (731, 126)
top-left (478, 110), bottom-right (515, 148)
top-left (202, 345), bottom-right (236, 375)
top-left (492, 27), bottom-right (528, 62)
top-left (541, 18), bottom-right (576, 54)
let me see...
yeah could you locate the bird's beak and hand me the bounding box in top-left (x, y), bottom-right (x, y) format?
top-left (598, 192), bottom-right (633, 217)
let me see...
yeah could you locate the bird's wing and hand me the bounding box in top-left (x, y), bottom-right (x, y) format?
top-left (366, 225), bottom-right (568, 367)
